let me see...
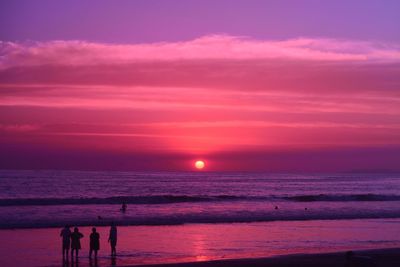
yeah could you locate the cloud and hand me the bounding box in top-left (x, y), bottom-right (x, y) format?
top-left (1, 35), bottom-right (400, 69)
top-left (1, 35), bottom-right (400, 158)
top-left (0, 123), bottom-right (39, 132)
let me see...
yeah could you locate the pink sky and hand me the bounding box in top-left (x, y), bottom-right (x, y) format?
top-left (1, 1), bottom-right (400, 171)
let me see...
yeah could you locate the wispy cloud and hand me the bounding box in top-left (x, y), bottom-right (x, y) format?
top-left (1, 35), bottom-right (400, 69)
top-left (1, 35), bottom-right (400, 156)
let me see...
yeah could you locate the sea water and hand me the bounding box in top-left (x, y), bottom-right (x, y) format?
top-left (0, 170), bottom-right (400, 266)
top-left (0, 170), bottom-right (400, 228)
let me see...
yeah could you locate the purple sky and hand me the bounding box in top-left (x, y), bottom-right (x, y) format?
top-left (1, 1), bottom-right (400, 171)
top-left (1, 0), bottom-right (400, 43)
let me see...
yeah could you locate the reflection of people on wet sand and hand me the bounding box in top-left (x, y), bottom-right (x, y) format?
top-left (89, 257), bottom-right (98, 267)
top-left (89, 227), bottom-right (100, 259)
top-left (111, 256), bottom-right (117, 266)
top-left (60, 225), bottom-right (71, 261)
top-left (121, 202), bottom-right (127, 212)
top-left (108, 222), bottom-right (118, 256)
top-left (70, 227), bottom-right (84, 260)
top-left (345, 251), bottom-right (377, 267)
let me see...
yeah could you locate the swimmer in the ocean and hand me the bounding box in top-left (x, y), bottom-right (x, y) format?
top-left (120, 202), bottom-right (127, 212)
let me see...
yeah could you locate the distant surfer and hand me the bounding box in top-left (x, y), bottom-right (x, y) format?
top-left (120, 202), bottom-right (127, 212)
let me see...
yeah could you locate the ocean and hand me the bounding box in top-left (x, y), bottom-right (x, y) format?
top-left (1, 170), bottom-right (400, 228)
top-left (1, 170), bottom-right (400, 266)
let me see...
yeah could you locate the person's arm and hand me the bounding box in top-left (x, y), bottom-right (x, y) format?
top-left (60, 230), bottom-right (63, 237)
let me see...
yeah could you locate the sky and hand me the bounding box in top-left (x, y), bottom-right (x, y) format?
top-left (1, 0), bottom-right (400, 171)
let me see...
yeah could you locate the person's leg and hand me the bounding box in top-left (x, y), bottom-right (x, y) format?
top-left (89, 249), bottom-right (92, 258)
top-left (66, 249), bottom-right (69, 261)
top-left (94, 250), bottom-right (98, 258)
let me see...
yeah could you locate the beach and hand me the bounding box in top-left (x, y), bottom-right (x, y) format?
top-left (133, 248), bottom-right (400, 267)
top-left (2, 1), bottom-right (400, 266)
top-left (1, 219), bottom-right (400, 267)
top-left (1, 171), bottom-right (400, 266)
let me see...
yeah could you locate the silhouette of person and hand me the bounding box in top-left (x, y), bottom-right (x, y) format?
top-left (89, 227), bottom-right (100, 258)
top-left (70, 227), bottom-right (84, 260)
top-left (60, 225), bottom-right (72, 261)
top-left (108, 222), bottom-right (118, 256)
top-left (121, 202), bottom-right (127, 212)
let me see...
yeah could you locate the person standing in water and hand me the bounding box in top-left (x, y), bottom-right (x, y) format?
top-left (60, 225), bottom-right (71, 261)
top-left (121, 202), bottom-right (127, 212)
top-left (70, 227), bottom-right (84, 260)
top-left (89, 227), bottom-right (100, 259)
top-left (108, 222), bottom-right (118, 256)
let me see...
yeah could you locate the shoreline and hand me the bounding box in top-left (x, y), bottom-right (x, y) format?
top-left (2, 216), bottom-right (400, 230)
top-left (131, 248), bottom-right (400, 267)
top-left (2, 219), bottom-right (400, 266)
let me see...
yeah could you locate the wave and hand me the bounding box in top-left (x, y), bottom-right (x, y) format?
top-left (1, 193), bottom-right (400, 206)
top-left (0, 195), bottom-right (245, 206)
top-left (282, 194), bottom-right (400, 202)
top-left (1, 211), bottom-right (400, 229)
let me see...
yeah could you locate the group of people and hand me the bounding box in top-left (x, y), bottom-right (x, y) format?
top-left (60, 223), bottom-right (118, 261)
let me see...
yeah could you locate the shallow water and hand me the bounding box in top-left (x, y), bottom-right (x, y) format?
top-left (1, 171), bottom-right (400, 266)
top-left (0, 170), bottom-right (400, 228)
top-left (1, 219), bottom-right (400, 267)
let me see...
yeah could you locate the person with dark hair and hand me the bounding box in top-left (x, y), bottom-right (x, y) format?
top-left (89, 227), bottom-right (100, 258)
top-left (70, 227), bottom-right (84, 260)
top-left (60, 225), bottom-right (71, 261)
top-left (108, 222), bottom-right (118, 256)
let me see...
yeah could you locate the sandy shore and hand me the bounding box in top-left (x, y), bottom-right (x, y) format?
top-left (2, 221), bottom-right (400, 266)
top-left (132, 248), bottom-right (400, 267)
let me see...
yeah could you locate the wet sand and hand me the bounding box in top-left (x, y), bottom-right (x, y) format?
top-left (1, 220), bottom-right (399, 266)
top-left (133, 248), bottom-right (400, 267)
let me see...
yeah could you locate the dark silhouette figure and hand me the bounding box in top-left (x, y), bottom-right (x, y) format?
top-left (70, 227), bottom-right (84, 260)
top-left (108, 223), bottom-right (118, 256)
top-left (121, 202), bottom-right (127, 212)
top-left (60, 225), bottom-right (72, 261)
top-left (274, 206), bottom-right (279, 210)
top-left (89, 227), bottom-right (100, 258)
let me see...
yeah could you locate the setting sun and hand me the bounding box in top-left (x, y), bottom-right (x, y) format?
top-left (195, 160), bottom-right (205, 170)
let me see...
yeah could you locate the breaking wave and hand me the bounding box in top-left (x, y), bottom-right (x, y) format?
top-left (1, 193), bottom-right (400, 206)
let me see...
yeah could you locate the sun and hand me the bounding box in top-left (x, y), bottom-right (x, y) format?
top-left (195, 160), bottom-right (205, 170)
